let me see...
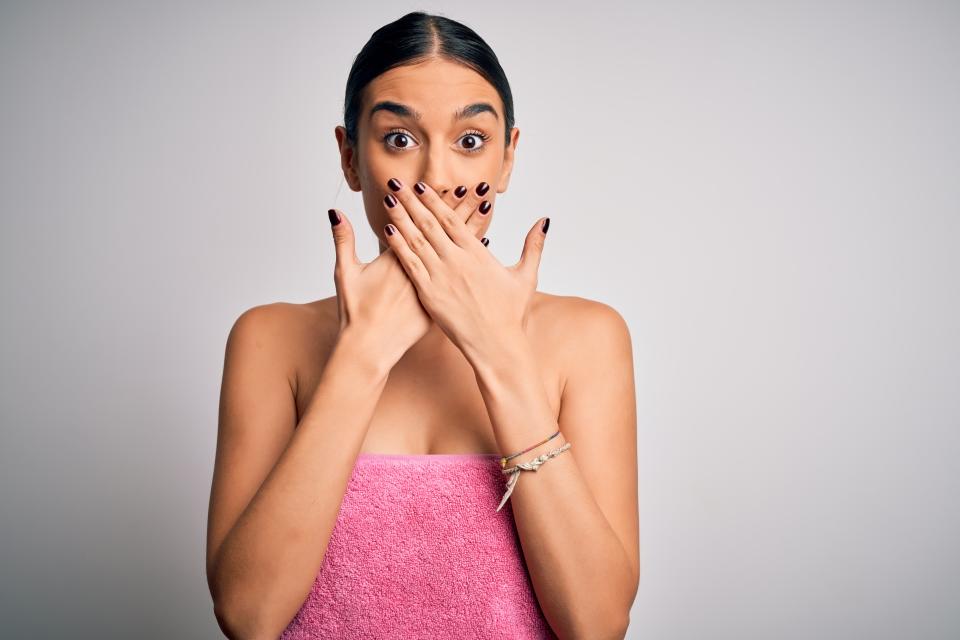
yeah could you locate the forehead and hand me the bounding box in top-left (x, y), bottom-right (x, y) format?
top-left (364, 58), bottom-right (502, 120)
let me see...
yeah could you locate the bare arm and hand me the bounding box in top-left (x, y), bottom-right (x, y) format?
top-left (467, 300), bottom-right (639, 639)
top-left (205, 305), bottom-right (390, 640)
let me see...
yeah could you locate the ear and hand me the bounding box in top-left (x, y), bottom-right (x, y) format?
top-left (495, 126), bottom-right (520, 193)
top-left (334, 125), bottom-right (363, 192)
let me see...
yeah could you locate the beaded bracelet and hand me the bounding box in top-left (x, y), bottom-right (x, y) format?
top-left (500, 429), bottom-right (562, 469)
top-left (496, 441), bottom-right (573, 512)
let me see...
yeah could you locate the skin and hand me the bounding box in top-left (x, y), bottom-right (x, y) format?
top-left (206, 57), bottom-right (639, 638)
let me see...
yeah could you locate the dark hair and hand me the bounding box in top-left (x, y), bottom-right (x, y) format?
top-left (343, 12), bottom-right (515, 149)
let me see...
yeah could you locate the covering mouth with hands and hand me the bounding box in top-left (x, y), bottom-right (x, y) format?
top-left (325, 180), bottom-right (495, 368)
top-left (382, 178), bottom-right (493, 248)
top-left (380, 176), bottom-right (550, 365)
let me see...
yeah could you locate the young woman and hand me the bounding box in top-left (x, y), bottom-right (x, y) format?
top-left (206, 12), bottom-right (639, 639)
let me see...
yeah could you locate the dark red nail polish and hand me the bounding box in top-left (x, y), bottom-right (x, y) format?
top-left (388, 178), bottom-right (402, 191)
top-left (414, 181), bottom-right (426, 194)
top-left (541, 217), bottom-right (550, 234)
top-left (384, 194), bottom-right (397, 207)
top-left (328, 209), bottom-right (341, 226)
top-left (476, 182), bottom-right (490, 196)
top-left (385, 224), bottom-right (395, 236)
top-left (481, 237), bottom-right (489, 246)
top-left (479, 200), bottom-right (491, 214)
top-left (454, 185), bottom-right (467, 198)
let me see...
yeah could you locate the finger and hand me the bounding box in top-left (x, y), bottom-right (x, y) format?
top-left (516, 216), bottom-right (550, 282)
top-left (410, 180), bottom-right (474, 249)
top-left (444, 184), bottom-right (479, 235)
top-left (463, 194), bottom-right (492, 242)
top-left (383, 190), bottom-right (442, 273)
top-left (383, 222), bottom-right (431, 291)
top-left (328, 208), bottom-right (360, 272)
top-left (443, 184), bottom-right (467, 217)
top-left (453, 180), bottom-right (491, 221)
top-left (386, 177), bottom-right (453, 257)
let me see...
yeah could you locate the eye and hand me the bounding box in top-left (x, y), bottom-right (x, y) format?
top-left (457, 129), bottom-right (492, 154)
top-left (382, 128), bottom-right (419, 151)
top-left (381, 128), bottom-right (493, 154)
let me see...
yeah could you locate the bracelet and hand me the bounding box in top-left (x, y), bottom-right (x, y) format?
top-left (500, 429), bottom-right (561, 469)
top-left (496, 441), bottom-right (572, 512)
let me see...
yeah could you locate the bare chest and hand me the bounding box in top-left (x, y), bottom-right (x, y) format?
top-left (294, 340), bottom-right (564, 455)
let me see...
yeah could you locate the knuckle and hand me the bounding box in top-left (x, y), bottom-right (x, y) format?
top-left (410, 233), bottom-right (429, 251)
top-left (419, 217), bottom-right (438, 235)
top-left (440, 211), bottom-right (457, 227)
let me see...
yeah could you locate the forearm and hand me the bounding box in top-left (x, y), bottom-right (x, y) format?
top-left (211, 329), bottom-right (391, 639)
top-left (468, 336), bottom-right (634, 639)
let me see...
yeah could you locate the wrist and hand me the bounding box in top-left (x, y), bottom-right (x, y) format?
top-left (465, 330), bottom-right (532, 385)
top-left (332, 326), bottom-right (395, 382)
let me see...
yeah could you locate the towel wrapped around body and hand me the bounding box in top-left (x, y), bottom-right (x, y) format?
top-left (279, 452), bottom-right (558, 639)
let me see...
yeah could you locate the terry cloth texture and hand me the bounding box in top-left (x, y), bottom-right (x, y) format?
top-left (279, 452), bottom-right (558, 639)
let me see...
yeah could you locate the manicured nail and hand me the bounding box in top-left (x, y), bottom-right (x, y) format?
top-left (385, 224), bottom-right (396, 236)
top-left (388, 178), bottom-right (402, 191)
top-left (475, 182), bottom-right (490, 196)
top-left (454, 185), bottom-right (467, 198)
top-left (414, 181), bottom-right (426, 194)
top-left (479, 200), bottom-right (491, 214)
top-left (541, 217), bottom-right (550, 234)
top-left (384, 194), bottom-right (397, 208)
top-left (328, 209), bottom-right (341, 226)
top-left (481, 237), bottom-right (489, 246)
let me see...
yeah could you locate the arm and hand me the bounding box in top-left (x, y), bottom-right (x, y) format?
top-left (467, 300), bottom-right (640, 640)
top-left (206, 305), bottom-right (390, 640)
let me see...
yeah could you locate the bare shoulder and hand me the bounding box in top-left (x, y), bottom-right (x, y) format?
top-left (225, 297), bottom-right (340, 388)
top-left (531, 291), bottom-right (629, 348)
top-left (529, 291), bottom-right (632, 386)
top-left (530, 291), bottom-right (628, 330)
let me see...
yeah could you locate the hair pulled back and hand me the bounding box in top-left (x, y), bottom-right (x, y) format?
top-left (343, 12), bottom-right (515, 148)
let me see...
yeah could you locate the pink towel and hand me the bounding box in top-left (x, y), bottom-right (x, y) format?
top-left (279, 453), bottom-right (558, 639)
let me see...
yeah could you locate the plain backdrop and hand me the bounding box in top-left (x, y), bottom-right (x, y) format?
top-left (1, 1), bottom-right (958, 638)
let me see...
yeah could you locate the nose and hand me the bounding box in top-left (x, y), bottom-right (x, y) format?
top-left (420, 150), bottom-right (452, 197)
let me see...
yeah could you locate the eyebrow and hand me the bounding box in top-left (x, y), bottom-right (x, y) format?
top-left (368, 100), bottom-right (500, 123)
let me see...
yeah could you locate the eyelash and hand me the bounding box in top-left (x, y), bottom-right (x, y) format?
top-left (381, 128), bottom-right (492, 154)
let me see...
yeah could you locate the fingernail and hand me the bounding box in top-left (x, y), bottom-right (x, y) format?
top-left (384, 194), bottom-right (397, 208)
top-left (328, 209), bottom-right (341, 226)
top-left (476, 182), bottom-right (490, 196)
top-left (481, 237), bottom-right (489, 247)
top-left (414, 181), bottom-right (426, 194)
top-left (479, 200), bottom-right (491, 214)
top-left (385, 224), bottom-right (395, 236)
top-left (388, 178), bottom-right (402, 191)
top-left (454, 185), bottom-right (467, 198)
top-left (541, 217), bottom-right (550, 234)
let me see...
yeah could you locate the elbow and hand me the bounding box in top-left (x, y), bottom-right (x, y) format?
top-left (564, 595), bottom-right (632, 640)
top-left (562, 610), bottom-right (630, 640)
top-left (213, 596), bottom-right (283, 640)
top-left (212, 599), bottom-right (251, 640)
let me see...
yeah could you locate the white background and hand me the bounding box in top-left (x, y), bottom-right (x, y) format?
top-left (1, 1), bottom-right (957, 638)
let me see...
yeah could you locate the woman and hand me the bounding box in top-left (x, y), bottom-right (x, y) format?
top-left (206, 11), bottom-right (639, 639)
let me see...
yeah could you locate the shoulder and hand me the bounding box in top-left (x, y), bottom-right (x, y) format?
top-left (224, 297), bottom-right (340, 388)
top-left (530, 292), bottom-right (633, 389)
top-left (227, 298), bottom-right (336, 347)
top-left (531, 291), bottom-right (632, 355)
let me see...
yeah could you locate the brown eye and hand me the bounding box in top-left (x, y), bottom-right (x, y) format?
top-left (383, 129), bottom-right (419, 151)
top-left (457, 130), bottom-right (491, 154)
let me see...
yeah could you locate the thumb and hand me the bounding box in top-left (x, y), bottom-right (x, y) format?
top-left (516, 216), bottom-right (550, 281)
top-left (328, 208), bottom-right (360, 270)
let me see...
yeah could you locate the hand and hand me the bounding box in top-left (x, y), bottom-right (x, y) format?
top-left (327, 188), bottom-right (491, 368)
top-left (380, 178), bottom-right (549, 361)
